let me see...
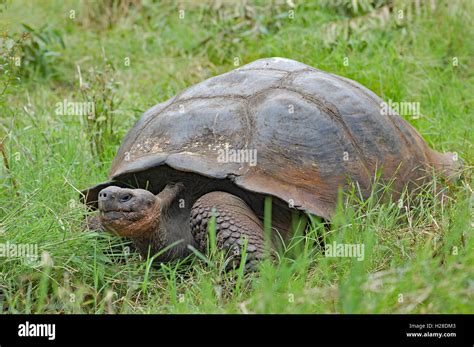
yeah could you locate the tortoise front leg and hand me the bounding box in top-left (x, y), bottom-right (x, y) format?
top-left (190, 191), bottom-right (265, 271)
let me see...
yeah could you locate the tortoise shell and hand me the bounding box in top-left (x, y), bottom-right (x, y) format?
top-left (82, 58), bottom-right (456, 220)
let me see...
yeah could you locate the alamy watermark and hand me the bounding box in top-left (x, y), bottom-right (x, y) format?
top-left (381, 99), bottom-right (420, 117)
top-left (0, 242), bottom-right (39, 263)
top-left (18, 321), bottom-right (55, 340)
top-left (217, 148), bottom-right (257, 167)
top-left (55, 99), bottom-right (95, 116)
top-left (325, 241), bottom-right (365, 261)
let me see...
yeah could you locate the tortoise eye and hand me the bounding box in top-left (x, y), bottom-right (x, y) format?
top-left (119, 194), bottom-right (133, 203)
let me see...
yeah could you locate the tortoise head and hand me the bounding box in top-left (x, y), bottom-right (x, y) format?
top-left (98, 186), bottom-right (160, 238)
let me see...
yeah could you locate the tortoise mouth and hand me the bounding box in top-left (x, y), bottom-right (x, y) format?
top-left (100, 209), bottom-right (144, 227)
top-left (98, 201), bottom-right (160, 238)
top-left (99, 210), bottom-right (147, 238)
top-left (100, 210), bottom-right (142, 222)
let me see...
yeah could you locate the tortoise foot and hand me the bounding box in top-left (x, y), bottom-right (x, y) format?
top-left (190, 191), bottom-right (265, 271)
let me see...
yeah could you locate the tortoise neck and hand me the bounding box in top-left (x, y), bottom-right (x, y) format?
top-left (129, 206), bottom-right (164, 259)
top-left (131, 199), bottom-right (195, 262)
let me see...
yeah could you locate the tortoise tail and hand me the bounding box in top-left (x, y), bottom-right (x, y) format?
top-left (426, 149), bottom-right (463, 182)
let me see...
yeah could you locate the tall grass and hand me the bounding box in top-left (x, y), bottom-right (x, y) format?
top-left (0, 0), bottom-right (472, 313)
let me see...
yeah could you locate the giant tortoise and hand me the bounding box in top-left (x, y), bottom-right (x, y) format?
top-left (82, 57), bottom-right (457, 269)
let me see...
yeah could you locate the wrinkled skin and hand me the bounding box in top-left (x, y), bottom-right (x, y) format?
top-left (94, 183), bottom-right (271, 269)
top-left (98, 186), bottom-right (160, 239)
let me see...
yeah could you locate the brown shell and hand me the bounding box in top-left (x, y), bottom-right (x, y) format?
top-left (82, 58), bottom-right (457, 220)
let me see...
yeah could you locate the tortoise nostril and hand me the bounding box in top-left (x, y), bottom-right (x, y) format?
top-left (99, 192), bottom-right (107, 199)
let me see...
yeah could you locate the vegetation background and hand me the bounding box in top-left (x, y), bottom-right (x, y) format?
top-left (0, 0), bottom-right (472, 313)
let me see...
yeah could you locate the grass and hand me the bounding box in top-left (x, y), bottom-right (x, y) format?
top-left (0, 0), bottom-right (472, 314)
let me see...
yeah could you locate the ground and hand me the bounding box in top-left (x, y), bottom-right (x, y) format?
top-left (0, 0), bottom-right (472, 313)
